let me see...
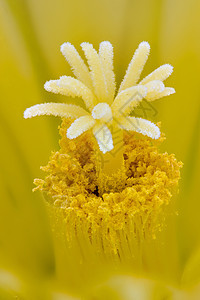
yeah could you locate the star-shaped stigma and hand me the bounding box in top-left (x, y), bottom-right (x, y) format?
top-left (24, 41), bottom-right (175, 153)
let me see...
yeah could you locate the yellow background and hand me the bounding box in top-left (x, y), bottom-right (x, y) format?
top-left (0, 0), bottom-right (200, 298)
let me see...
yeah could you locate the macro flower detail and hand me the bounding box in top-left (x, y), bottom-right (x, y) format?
top-left (23, 39), bottom-right (182, 292)
top-left (34, 119), bottom-right (182, 258)
top-left (24, 41), bottom-right (175, 153)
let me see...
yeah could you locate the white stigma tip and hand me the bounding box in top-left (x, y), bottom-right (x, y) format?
top-left (140, 41), bottom-right (151, 50)
top-left (165, 64), bottom-right (174, 74)
top-left (44, 81), bottom-right (51, 91)
top-left (60, 42), bottom-right (71, 54)
top-left (23, 108), bottom-right (30, 119)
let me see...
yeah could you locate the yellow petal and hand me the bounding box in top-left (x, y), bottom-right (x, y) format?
top-left (67, 115), bottom-right (95, 139)
top-left (60, 42), bottom-right (93, 90)
top-left (140, 64), bottom-right (173, 84)
top-left (93, 122), bottom-right (113, 153)
top-left (112, 85), bottom-right (147, 117)
top-left (99, 41), bottom-right (116, 103)
top-left (119, 41), bottom-right (150, 92)
top-left (117, 116), bottom-right (160, 139)
top-left (81, 42), bottom-right (107, 101)
top-left (24, 103), bottom-right (88, 119)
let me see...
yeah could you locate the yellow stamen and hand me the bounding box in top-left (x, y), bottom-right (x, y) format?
top-left (34, 119), bottom-right (182, 259)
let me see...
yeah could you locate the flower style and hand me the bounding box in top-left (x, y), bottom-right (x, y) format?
top-left (24, 41), bottom-right (175, 153)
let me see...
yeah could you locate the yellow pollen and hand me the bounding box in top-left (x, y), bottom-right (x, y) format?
top-left (34, 119), bottom-right (182, 258)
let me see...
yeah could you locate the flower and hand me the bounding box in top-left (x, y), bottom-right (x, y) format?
top-left (24, 41), bottom-right (175, 153)
top-left (2, 0), bottom-right (200, 298)
top-left (23, 40), bottom-right (182, 293)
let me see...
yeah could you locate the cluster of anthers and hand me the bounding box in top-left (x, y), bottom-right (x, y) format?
top-left (24, 41), bottom-right (175, 153)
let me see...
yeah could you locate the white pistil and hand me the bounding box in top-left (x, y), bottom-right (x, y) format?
top-left (24, 41), bottom-right (175, 153)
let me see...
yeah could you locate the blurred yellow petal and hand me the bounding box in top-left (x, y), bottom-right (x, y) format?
top-left (0, 0), bottom-right (200, 298)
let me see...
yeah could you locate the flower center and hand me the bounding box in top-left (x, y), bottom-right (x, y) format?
top-left (92, 103), bottom-right (113, 123)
